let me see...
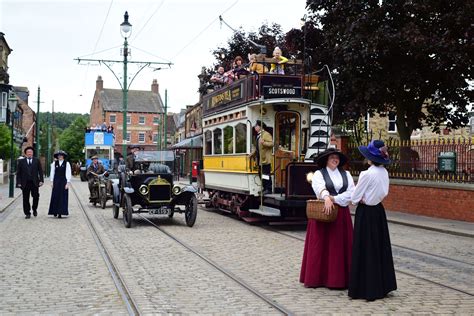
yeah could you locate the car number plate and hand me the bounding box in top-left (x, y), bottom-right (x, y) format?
top-left (152, 208), bottom-right (170, 215)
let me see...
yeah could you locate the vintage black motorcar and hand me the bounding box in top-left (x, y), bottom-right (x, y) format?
top-left (112, 150), bottom-right (197, 228)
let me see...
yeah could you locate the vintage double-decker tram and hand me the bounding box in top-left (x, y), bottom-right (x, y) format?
top-left (201, 59), bottom-right (332, 221)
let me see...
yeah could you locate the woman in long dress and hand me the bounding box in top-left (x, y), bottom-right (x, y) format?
top-left (349, 140), bottom-right (397, 301)
top-left (300, 148), bottom-right (355, 288)
top-left (48, 150), bottom-right (72, 218)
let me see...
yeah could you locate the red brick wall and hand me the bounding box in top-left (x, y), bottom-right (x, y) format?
top-left (19, 101), bottom-right (35, 152)
top-left (106, 111), bottom-right (160, 146)
top-left (383, 182), bottom-right (474, 222)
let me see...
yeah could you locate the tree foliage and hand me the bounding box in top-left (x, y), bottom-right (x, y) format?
top-left (306, 0), bottom-right (473, 140)
top-left (38, 112), bottom-right (89, 160)
top-left (0, 124), bottom-right (13, 160)
top-left (199, 22), bottom-right (300, 93)
top-left (59, 116), bottom-right (88, 163)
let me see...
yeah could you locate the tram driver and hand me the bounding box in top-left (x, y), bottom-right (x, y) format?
top-left (251, 120), bottom-right (274, 195)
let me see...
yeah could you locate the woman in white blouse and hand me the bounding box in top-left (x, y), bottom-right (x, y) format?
top-left (300, 148), bottom-right (355, 289)
top-left (349, 140), bottom-right (397, 301)
top-left (48, 150), bottom-right (72, 218)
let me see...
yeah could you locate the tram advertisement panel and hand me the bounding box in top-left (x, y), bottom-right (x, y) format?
top-left (261, 76), bottom-right (302, 99)
top-left (205, 83), bottom-right (243, 112)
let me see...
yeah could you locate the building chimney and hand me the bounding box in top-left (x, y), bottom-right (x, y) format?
top-left (151, 79), bottom-right (159, 94)
top-left (96, 76), bottom-right (103, 91)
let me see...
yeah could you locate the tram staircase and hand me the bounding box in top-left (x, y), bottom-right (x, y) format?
top-left (305, 103), bottom-right (332, 161)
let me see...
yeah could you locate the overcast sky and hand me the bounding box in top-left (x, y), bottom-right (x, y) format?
top-left (1, 0), bottom-right (308, 114)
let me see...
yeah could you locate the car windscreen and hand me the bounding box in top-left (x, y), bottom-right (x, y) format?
top-left (135, 150), bottom-right (175, 162)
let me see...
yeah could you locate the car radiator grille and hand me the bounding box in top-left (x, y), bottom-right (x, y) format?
top-left (149, 184), bottom-right (171, 202)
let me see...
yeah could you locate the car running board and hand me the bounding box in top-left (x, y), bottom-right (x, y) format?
top-left (249, 205), bottom-right (281, 217)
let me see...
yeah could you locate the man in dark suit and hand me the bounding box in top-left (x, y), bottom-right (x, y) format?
top-left (126, 145), bottom-right (140, 172)
top-left (16, 146), bottom-right (44, 218)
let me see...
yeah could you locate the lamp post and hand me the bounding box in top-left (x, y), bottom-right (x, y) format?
top-left (7, 92), bottom-right (18, 198)
top-left (120, 11), bottom-right (132, 157)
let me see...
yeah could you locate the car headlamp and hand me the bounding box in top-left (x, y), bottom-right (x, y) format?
top-left (172, 185), bottom-right (181, 195)
top-left (139, 184), bottom-right (149, 195)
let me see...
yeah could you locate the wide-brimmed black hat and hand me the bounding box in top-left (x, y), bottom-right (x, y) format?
top-left (314, 148), bottom-right (348, 168)
top-left (23, 146), bottom-right (34, 154)
top-left (129, 145), bottom-right (140, 150)
top-left (358, 140), bottom-right (391, 165)
top-left (53, 150), bottom-right (68, 159)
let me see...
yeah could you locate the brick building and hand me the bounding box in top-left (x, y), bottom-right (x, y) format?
top-left (14, 86), bottom-right (36, 152)
top-left (89, 76), bottom-right (167, 155)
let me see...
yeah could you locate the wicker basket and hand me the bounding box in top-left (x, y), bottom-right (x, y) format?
top-left (306, 199), bottom-right (338, 222)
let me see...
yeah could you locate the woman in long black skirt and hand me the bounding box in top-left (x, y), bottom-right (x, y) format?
top-left (48, 150), bottom-right (72, 218)
top-left (349, 140), bottom-right (397, 301)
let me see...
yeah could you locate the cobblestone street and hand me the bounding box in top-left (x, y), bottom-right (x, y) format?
top-left (0, 178), bottom-right (473, 315)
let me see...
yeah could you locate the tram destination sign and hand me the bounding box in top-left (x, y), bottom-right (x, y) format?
top-left (261, 76), bottom-right (302, 99)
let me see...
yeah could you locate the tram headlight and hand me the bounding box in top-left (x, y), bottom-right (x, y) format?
top-left (172, 185), bottom-right (182, 195)
top-left (139, 184), bottom-right (149, 195)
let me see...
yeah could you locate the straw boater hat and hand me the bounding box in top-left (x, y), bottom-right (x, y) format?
top-left (314, 148), bottom-right (349, 169)
top-left (358, 140), bottom-right (391, 165)
top-left (53, 150), bottom-right (68, 159)
top-left (90, 155), bottom-right (99, 160)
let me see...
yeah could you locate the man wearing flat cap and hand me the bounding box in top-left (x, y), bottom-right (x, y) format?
top-left (126, 145), bottom-right (140, 172)
top-left (87, 155), bottom-right (105, 199)
top-left (253, 120), bottom-right (273, 195)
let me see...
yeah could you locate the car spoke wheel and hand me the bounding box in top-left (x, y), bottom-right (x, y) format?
top-left (185, 195), bottom-right (197, 227)
top-left (113, 203), bottom-right (119, 219)
top-left (100, 188), bottom-right (107, 209)
top-left (123, 194), bottom-right (133, 228)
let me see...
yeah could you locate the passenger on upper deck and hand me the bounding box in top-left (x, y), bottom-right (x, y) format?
top-left (248, 53), bottom-right (268, 75)
top-left (210, 66), bottom-right (227, 89)
top-left (232, 56), bottom-right (250, 80)
top-left (269, 47), bottom-right (288, 75)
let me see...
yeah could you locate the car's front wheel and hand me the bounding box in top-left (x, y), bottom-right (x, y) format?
top-left (123, 194), bottom-right (133, 228)
top-left (185, 195), bottom-right (197, 227)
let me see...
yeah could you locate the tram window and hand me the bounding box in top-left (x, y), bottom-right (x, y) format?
top-left (205, 130), bottom-right (212, 155)
top-left (224, 126), bottom-right (234, 154)
top-left (213, 128), bottom-right (222, 155)
top-left (235, 123), bottom-right (247, 154)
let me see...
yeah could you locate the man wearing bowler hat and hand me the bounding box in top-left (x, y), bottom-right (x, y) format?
top-left (253, 120), bottom-right (273, 195)
top-left (16, 146), bottom-right (44, 218)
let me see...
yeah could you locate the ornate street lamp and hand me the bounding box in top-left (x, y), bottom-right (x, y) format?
top-left (7, 92), bottom-right (18, 198)
top-left (120, 11), bottom-right (132, 156)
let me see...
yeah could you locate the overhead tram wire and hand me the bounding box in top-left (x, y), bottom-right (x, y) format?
top-left (80, 0), bottom-right (114, 95)
top-left (130, 0), bottom-right (165, 43)
top-left (170, 0), bottom-right (240, 60)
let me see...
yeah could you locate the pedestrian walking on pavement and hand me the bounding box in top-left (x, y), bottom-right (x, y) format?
top-left (48, 150), bottom-right (72, 218)
top-left (300, 148), bottom-right (355, 289)
top-left (16, 146), bottom-right (44, 219)
top-left (349, 140), bottom-right (397, 301)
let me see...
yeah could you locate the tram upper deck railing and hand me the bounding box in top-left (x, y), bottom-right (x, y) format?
top-left (202, 69), bottom-right (320, 117)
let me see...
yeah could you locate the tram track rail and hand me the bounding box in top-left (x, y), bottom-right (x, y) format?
top-left (136, 213), bottom-right (295, 316)
top-left (263, 226), bottom-right (474, 297)
top-left (71, 186), bottom-right (141, 316)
